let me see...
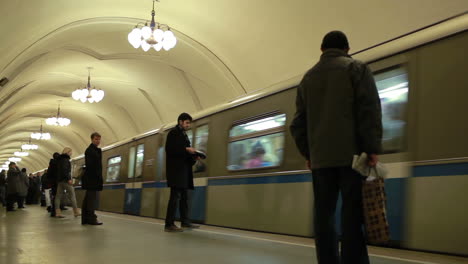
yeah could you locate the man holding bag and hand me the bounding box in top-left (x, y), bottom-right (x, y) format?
top-left (290, 31), bottom-right (382, 264)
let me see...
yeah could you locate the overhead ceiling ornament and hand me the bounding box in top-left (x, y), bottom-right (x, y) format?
top-left (46, 102), bottom-right (71, 126)
top-left (9, 157), bottom-right (21, 162)
top-left (128, 0), bottom-right (177, 52)
top-left (22, 138), bottom-right (38, 150)
top-left (72, 67), bottom-right (105, 103)
top-left (31, 123), bottom-right (51, 140)
top-left (14, 146), bottom-right (29, 157)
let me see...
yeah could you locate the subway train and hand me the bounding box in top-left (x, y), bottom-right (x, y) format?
top-left (69, 19), bottom-right (468, 256)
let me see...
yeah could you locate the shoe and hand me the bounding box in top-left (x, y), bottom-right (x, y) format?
top-left (55, 215), bottom-right (65, 218)
top-left (181, 223), bottom-right (200, 229)
top-left (88, 222), bottom-right (103, 225)
top-left (60, 207), bottom-right (68, 210)
top-left (164, 225), bottom-right (183, 232)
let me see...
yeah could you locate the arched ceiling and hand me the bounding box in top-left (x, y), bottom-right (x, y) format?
top-left (1, 0), bottom-right (467, 172)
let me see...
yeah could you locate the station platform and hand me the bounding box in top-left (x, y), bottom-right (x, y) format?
top-left (1, 206), bottom-right (467, 264)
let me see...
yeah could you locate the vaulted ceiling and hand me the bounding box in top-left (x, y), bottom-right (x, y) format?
top-left (1, 0), bottom-right (467, 172)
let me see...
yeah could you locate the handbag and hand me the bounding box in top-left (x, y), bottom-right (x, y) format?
top-left (361, 167), bottom-right (390, 244)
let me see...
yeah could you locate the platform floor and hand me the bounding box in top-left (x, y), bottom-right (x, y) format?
top-left (1, 206), bottom-right (467, 264)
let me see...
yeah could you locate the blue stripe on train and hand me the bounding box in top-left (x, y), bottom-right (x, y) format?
top-left (413, 162), bottom-right (468, 177)
top-left (103, 184), bottom-right (126, 190)
top-left (208, 173), bottom-right (312, 186)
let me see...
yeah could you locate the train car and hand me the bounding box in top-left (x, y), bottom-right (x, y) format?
top-left (72, 17), bottom-right (468, 256)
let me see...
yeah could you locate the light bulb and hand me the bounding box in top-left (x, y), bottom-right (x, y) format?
top-left (141, 26), bottom-right (152, 39)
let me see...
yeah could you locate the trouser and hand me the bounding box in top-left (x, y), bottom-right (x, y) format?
top-left (44, 189), bottom-right (52, 207)
top-left (55, 182), bottom-right (78, 209)
top-left (6, 193), bottom-right (18, 211)
top-left (0, 186), bottom-right (5, 206)
top-left (312, 166), bottom-right (369, 264)
top-left (50, 183), bottom-right (57, 216)
top-left (82, 190), bottom-right (99, 223)
top-left (17, 196), bottom-right (26, 208)
top-left (165, 187), bottom-right (190, 227)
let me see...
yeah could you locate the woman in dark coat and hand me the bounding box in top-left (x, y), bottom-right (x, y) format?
top-left (54, 147), bottom-right (80, 218)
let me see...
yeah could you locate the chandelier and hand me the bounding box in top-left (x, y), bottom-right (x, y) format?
top-left (22, 138), bottom-right (38, 150)
top-left (127, 0), bottom-right (177, 52)
top-left (46, 103), bottom-right (71, 126)
top-left (31, 124), bottom-right (51, 140)
top-left (72, 67), bottom-right (105, 103)
top-left (9, 157), bottom-right (21, 162)
top-left (14, 149), bottom-right (29, 157)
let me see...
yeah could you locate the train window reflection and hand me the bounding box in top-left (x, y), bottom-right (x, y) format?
top-left (106, 156), bottom-right (121, 182)
top-left (135, 144), bottom-right (144, 178)
top-left (128, 146), bottom-right (136, 179)
top-left (228, 113), bottom-right (286, 171)
top-left (194, 125), bottom-right (209, 173)
top-left (230, 113), bottom-right (286, 137)
top-left (374, 67), bottom-right (408, 153)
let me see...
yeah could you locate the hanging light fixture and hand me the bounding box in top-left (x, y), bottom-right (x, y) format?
top-left (72, 67), bottom-right (105, 103)
top-left (46, 102), bottom-right (71, 126)
top-left (9, 157), bottom-right (21, 162)
top-left (14, 149), bottom-right (29, 157)
top-left (31, 123), bottom-right (51, 140)
top-left (127, 0), bottom-right (177, 52)
top-left (22, 138), bottom-right (39, 150)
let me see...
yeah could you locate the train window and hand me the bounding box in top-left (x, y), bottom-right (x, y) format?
top-left (193, 124), bottom-right (209, 173)
top-left (106, 156), bottom-right (121, 182)
top-left (128, 146), bottom-right (136, 178)
top-left (374, 67), bottom-right (409, 153)
top-left (227, 113), bottom-right (286, 171)
top-left (135, 144), bottom-right (144, 178)
top-left (229, 114), bottom-right (286, 137)
top-left (186, 129), bottom-right (193, 145)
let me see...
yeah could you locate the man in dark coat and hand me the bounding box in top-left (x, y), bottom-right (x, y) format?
top-left (47, 152), bottom-right (60, 216)
top-left (0, 170), bottom-right (6, 207)
top-left (164, 113), bottom-right (200, 232)
top-left (290, 31), bottom-right (382, 264)
top-left (81, 132), bottom-right (103, 225)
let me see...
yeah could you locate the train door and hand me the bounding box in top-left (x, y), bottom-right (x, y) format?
top-left (124, 142), bottom-right (145, 215)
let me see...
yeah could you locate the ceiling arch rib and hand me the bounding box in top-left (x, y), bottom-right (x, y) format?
top-left (1, 17), bottom-right (245, 98)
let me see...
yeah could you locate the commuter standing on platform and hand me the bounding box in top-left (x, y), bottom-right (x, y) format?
top-left (47, 152), bottom-right (60, 216)
top-left (0, 170), bottom-right (7, 207)
top-left (164, 113), bottom-right (200, 232)
top-left (81, 132), bottom-right (103, 225)
top-left (290, 31), bottom-right (382, 264)
top-left (17, 168), bottom-right (29, 209)
top-left (54, 147), bottom-right (80, 218)
top-left (6, 162), bottom-right (21, 212)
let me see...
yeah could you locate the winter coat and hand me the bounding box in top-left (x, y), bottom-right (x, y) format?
top-left (290, 49), bottom-right (382, 169)
top-left (165, 125), bottom-right (196, 189)
top-left (82, 143), bottom-right (103, 191)
top-left (56, 154), bottom-right (72, 182)
top-left (6, 167), bottom-right (21, 195)
top-left (17, 172), bottom-right (29, 197)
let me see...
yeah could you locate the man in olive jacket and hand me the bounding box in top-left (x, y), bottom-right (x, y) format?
top-left (81, 132), bottom-right (103, 225)
top-left (164, 113), bottom-right (199, 232)
top-left (290, 31), bottom-right (382, 264)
